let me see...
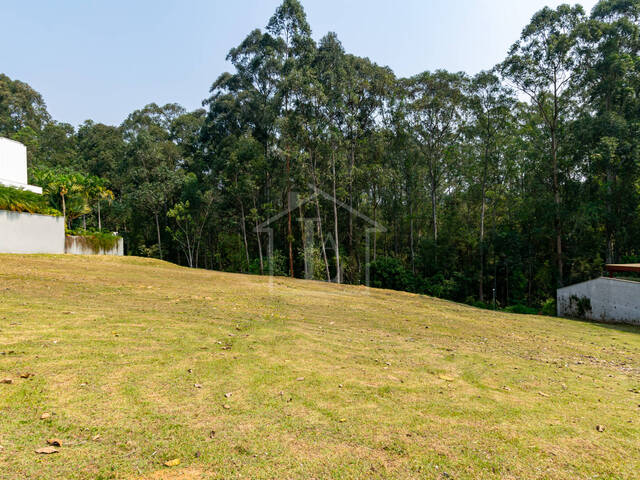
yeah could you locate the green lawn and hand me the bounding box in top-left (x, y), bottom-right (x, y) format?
top-left (0, 255), bottom-right (638, 479)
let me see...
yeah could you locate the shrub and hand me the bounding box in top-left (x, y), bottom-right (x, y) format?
top-left (368, 256), bottom-right (410, 291)
top-left (541, 298), bottom-right (557, 316)
top-left (249, 250), bottom-right (287, 277)
top-left (0, 184), bottom-right (61, 216)
top-left (504, 304), bottom-right (538, 315)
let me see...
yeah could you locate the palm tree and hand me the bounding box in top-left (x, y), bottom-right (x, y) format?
top-left (85, 177), bottom-right (114, 230)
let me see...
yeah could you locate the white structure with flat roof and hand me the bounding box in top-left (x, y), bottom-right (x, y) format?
top-left (0, 137), bottom-right (65, 254)
top-left (0, 137), bottom-right (123, 256)
top-left (0, 137), bottom-right (42, 193)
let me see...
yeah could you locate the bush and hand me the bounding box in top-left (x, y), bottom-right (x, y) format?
top-left (0, 184), bottom-right (61, 216)
top-left (504, 304), bottom-right (538, 315)
top-left (368, 256), bottom-right (411, 291)
top-left (541, 298), bottom-right (556, 316)
top-left (423, 273), bottom-right (458, 299)
top-left (249, 250), bottom-right (287, 277)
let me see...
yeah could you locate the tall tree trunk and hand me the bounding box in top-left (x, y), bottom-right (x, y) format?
top-left (409, 200), bottom-right (415, 274)
top-left (373, 190), bottom-right (378, 261)
top-left (606, 165), bottom-right (615, 264)
top-left (479, 158), bottom-right (488, 302)
top-left (407, 173), bottom-right (416, 274)
top-left (155, 212), bottom-right (163, 260)
top-left (286, 151), bottom-right (294, 278)
top-left (253, 196), bottom-right (264, 275)
top-left (311, 160), bottom-right (331, 281)
top-left (551, 129), bottom-right (563, 287)
top-left (61, 194), bottom-right (66, 226)
top-left (348, 144), bottom-right (355, 253)
top-left (239, 201), bottom-right (250, 272)
top-left (430, 181), bottom-right (438, 266)
top-left (298, 198), bottom-right (306, 256)
top-left (332, 149), bottom-right (341, 284)
top-left (97, 201), bottom-right (102, 231)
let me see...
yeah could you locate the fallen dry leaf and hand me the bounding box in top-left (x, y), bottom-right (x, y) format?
top-left (47, 438), bottom-right (62, 447)
top-left (438, 374), bottom-right (455, 382)
top-left (194, 383), bottom-right (202, 389)
top-left (35, 446), bottom-right (58, 454)
top-left (164, 458), bottom-right (180, 467)
top-left (223, 404), bottom-right (231, 409)
top-left (1, 378), bottom-right (12, 384)
top-left (40, 412), bottom-right (51, 420)
top-left (538, 392), bottom-right (550, 398)
top-left (296, 377), bottom-right (304, 381)
top-left (20, 372), bottom-right (34, 379)
top-left (596, 424), bottom-right (605, 432)
top-left (224, 392), bottom-right (232, 398)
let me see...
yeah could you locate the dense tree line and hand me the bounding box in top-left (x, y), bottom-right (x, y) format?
top-left (2, 0), bottom-right (640, 311)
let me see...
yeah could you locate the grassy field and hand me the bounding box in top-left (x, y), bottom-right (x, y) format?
top-left (0, 255), bottom-right (639, 479)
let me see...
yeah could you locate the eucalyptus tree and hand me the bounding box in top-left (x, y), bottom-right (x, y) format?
top-left (315, 32), bottom-right (347, 282)
top-left (267, 0), bottom-right (314, 278)
top-left (402, 70), bottom-right (468, 266)
top-left (501, 4), bottom-right (586, 286)
top-left (121, 103), bottom-right (186, 259)
top-left (342, 54), bottom-right (393, 257)
top-left (293, 48), bottom-right (332, 280)
top-left (467, 71), bottom-right (516, 301)
top-left (574, 0), bottom-right (640, 263)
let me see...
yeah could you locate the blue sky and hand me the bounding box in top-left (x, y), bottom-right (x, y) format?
top-left (1, 0), bottom-right (598, 127)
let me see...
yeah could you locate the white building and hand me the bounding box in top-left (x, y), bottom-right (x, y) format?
top-left (557, 265), bottom-right (640, 326)
top-left (0, 137), bottom-right (123, 256)
top-left (0, 137), bottom-right (42, 194)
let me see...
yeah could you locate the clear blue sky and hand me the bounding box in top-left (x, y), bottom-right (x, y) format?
top-left (2, 0), bottom-right (598, 127)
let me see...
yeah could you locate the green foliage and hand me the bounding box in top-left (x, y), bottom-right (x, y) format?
top-left (66, 228), bottom-right (121, 253)
top-left (504, 304), bottom-right (538, 315)
top-left (541, 298), bottom-right (557, 317)
top-left (368, 256), bottom-right (411, 291)
top-left (249, 250), bottom-right (288, 277)
top-left (0, 73), bottom-right (51, 136)
top-left (0, 184), bottom-right (60, 216)
top-left (568, 295), bottom-right (592, 318)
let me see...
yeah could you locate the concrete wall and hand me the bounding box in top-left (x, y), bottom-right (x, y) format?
top-left (557, 277), bottom-right (640, 326)
top-left (0, 210), bottom-right (65, 254)
top-left (65, 235), bottom-right (123, 256)
top-left (0, 138), bottom-right (42, 194)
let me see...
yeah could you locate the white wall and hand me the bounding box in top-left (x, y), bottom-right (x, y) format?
top-left (64, 235), bottom-right (124, 256)
top-left (0, 137), bottom-right (27, 184)
top-left (0, 210), bottom-right (65, 254)
top-left (0, 138), bottom-right (42, 194)
top-left (557, 277), bottom-right (640, 326)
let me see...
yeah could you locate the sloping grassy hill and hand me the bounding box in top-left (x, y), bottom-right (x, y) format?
top-left (0, 255), bottom-right (638, 479)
